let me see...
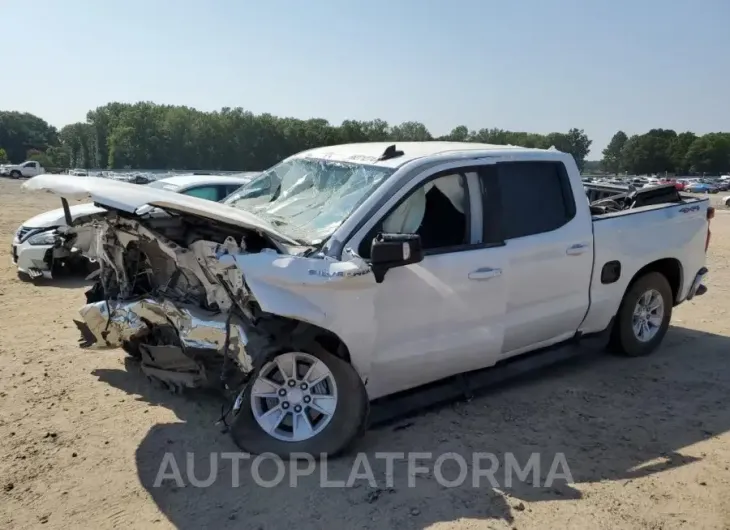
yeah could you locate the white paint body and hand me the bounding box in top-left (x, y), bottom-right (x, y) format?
top-left (23, 143), bottom-right (710, 400)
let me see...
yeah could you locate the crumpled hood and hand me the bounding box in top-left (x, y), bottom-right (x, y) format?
top-left (23, 175), bottom-right (300, 246)
top-left (22, 202), bottom-right (107, 229)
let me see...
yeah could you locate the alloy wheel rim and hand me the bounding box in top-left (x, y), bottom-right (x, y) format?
top-left (632, 289), bottom-right (664, 342)
top-left (250, 352), bottom-right (338, 442)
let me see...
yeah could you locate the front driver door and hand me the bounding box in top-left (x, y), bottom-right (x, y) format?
top-left (349, 164), bottom-right (508, 400)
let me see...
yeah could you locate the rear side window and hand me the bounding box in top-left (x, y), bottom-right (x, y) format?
top-left (182, 185), bottom-right (220, 201)
top-left (496, 161), bottom-right (575, 239)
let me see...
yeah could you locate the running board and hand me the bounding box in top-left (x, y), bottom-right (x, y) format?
top-left (368, 331), bottom-right (610, 428)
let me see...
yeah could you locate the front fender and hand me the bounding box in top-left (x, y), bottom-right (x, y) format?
top-left (231, 251), bottom-right (377, 380)
top-left (244, 277), bottom-right (327, 326)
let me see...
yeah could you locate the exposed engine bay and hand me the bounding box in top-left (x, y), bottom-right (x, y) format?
top-left (74, 208), bottom-right (354, 400)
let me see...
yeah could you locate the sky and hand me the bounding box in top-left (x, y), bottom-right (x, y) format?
top-left (2, 0), bottom-right (729, 159)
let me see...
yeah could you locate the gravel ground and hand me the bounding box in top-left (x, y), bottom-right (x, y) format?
top-left (1, 179), bottom-right (730, 529)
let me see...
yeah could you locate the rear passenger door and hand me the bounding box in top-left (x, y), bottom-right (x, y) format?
top-left (491, 161), bottom-right (594, 356)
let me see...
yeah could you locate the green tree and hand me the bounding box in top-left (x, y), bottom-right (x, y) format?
top-left (27, 149), bottom-right (54, 169)
top-left (45, 145), bottom-right (71, 169)
top-left (389, 121), bottom-right (432, 141)
top-left (619, 129), bottom-right (681, 175)
top-left (685, 133), bottom-right (730, 174)
top-left (669, 132), bottom-right (698, 175)
top-left (0, 148), bottom-right (8, 163)
top-left (601, 131), bottom-right (628, 174)
top-left (0, 102), bottom-right (603, 172)
top-left (0, 111), bottom-right (58, 162)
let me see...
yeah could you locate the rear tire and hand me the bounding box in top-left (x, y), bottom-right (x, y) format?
top-left (229, 349), bottom-right (369, 459)
top-left (609, 272), bottom-right (673, 356)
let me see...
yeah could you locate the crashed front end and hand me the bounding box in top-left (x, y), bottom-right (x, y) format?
top-left (72, 209), bottom-right (286, 394)
top-left (13, 225), bottom-right (90, 280)
top-left (76, 297), bottom-right (252, 391)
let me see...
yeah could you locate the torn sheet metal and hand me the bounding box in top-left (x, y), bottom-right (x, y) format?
top-left (78, 298), bottom-right (253, 372)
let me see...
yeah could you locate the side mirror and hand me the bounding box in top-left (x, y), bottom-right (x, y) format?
top-left (370, 232), bottom-right (423, 283)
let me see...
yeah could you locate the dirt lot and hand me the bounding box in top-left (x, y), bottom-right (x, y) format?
top-left (1, 178), bottom-right (730, 529)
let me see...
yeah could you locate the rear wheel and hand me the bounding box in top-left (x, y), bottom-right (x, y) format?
top-left (229, 349), bottom-right (369, 459)
top-left (610, 272), bottom-right (673, 356)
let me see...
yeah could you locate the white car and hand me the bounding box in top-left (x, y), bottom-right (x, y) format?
top-left (1, 160), bottom-right (45, 179)
top-left (24, 142), bottom-right (711, 458)
top-left (13, 173), bottom-right (255, 280)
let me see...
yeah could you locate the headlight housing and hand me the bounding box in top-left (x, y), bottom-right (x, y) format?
top-left (27, 230), bottom-right (58, 246)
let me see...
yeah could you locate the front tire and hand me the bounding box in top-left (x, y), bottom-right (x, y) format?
top-left (16, 270), bottom-right (33, 282)
top-left (229, 349), bottom-right (369, 459)
top-left (10, 170), bottom-right (21, 179)
top-left (610, 272), bottom-right (673, 356)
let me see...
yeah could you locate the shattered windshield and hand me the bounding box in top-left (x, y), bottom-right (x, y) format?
top-left (223, 157), bottom-right (394, 244)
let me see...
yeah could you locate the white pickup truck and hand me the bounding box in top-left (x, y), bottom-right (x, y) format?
top-left (1, 160), bottom-right (45, 179)
top-left (23, 142), bottom-right (711, 458)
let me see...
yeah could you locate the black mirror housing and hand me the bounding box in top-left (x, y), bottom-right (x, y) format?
top-left (370, 232), bottom-right (423, 283)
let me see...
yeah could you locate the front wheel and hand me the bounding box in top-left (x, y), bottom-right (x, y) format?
top-left (10, 170), bottom-right (21, 179)
top-left (16, 270), bottom-right (33, 282)
top-left (229, 349), bottom-right (369, 459)
top-left (609, 272), bottom-right (673, 356)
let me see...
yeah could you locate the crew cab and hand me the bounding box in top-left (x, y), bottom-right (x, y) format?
top-left (1, 160), bottom-right (45, 179)
top-left (23, 142), bottom-right (711, 458)
top-left (13, 173), bottom-right (255, 280)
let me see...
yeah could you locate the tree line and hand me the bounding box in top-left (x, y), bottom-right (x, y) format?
top-left (601, 129), bottom-right (730, 175)
top-left (1, 102), bottom-right (727, 175)
top-left (0, 103), bottom-right (592, 171)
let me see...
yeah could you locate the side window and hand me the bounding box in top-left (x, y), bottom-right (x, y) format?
top-left (182, 185), bottom-right (220, 201)
top-left (495, 162), bottom-right (575, 240)
top-left (358, 172), bottom-right (469, 258)
top-left (23, 162), bottom-right (37, 168)
top-left (225, 184), bottom-right (242, 196)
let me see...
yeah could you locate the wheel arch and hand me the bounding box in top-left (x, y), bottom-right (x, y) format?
top-left (626, 258), bottom-right (683, 305)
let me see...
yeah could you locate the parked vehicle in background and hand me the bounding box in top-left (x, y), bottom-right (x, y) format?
top-left (685, 181), bottom-right (719, 194)
top-left (1, 160), bottom-right (45, 179)
top-left (657, 179), bottom-right (685, 191)
top-left (712, 179), bottom-right (730, 191)
top-left (69, 169), bottom-right (88, 176)
top-left (12, 173), bottom-right (255, 281)
top-left (24, 142), bottom-right (712, 458)
top-left (108, 173), bottom-right (155, 185)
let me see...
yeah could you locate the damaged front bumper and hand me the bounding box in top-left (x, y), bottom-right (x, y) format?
top-left (75, 298), bottom-right (254, 379)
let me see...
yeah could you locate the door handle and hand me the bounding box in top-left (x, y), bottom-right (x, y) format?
top-left (468, 267), bottom-right (502, 281)
top-left (566, 243), bottom-right (590, 256)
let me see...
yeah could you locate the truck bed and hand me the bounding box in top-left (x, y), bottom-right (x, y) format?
top-left (579, 189), bottom-right (709, 335)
